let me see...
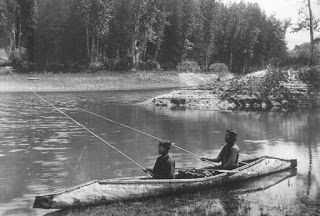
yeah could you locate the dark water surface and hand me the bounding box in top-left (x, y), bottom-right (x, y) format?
top-left (0, 90), bottom-right (319, 216)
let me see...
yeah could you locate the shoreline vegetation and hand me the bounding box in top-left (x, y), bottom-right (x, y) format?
top-left (1, 1), bottom-right (292, 74)
top-left (143, 65), bottom-right (320, 112)
top-left (1, 65), bottom-right (319, 112)
top-left (1, 0), bottom-right (319, 112)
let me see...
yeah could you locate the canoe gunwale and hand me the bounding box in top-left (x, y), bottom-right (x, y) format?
top-left (98, 157), bottom-right (264, 185)
top-left (98, 155), bottom-right (279, 184)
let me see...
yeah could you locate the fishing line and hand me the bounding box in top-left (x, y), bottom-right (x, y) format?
top-left (76, 107), bottom-right (221, 167)
top-left (10, 73), bottom-right (153, 176)
top-left (77, 109), bottom-right (255, 174)
top-left (17, 73), bottom-right (245, 173)
top-left (33, 91), bottom-right (151, 174)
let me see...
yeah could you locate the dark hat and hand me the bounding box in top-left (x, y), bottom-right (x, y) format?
top-left (226, 129), bottom-right (238, 138)
top-left (159, 140), bottom-right (172, 149)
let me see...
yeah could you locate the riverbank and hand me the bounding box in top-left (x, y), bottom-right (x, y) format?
top-left (145, 66), bottom-right (320, 111)
top-left (0, 68), bottom-right (220, 92)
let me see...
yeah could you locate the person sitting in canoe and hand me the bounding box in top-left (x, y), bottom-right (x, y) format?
top-left (201, 129), bottom-right (240, 170)
top-left (144, 140), bottom-right (175, 179)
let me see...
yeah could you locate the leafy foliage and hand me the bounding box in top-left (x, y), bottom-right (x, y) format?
top-left (209, 63), bottom-right (229, 74)
top-left (225, 66), bottom-right (289, 99)
top-left (258, 67), bottom-right (289, 98)
top-left (2, 0), bottom-right (290, 73)
top-left (177, 60), bottom-right (201, 72)
top-left (291, 0), bottom-right (320, 65)
top-left (298, 66), bottom-right (320, 90)
top-left (286, 42), bottom-right (320, 66)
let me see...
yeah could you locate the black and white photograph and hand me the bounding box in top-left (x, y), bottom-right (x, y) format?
top-left (0, 0), bottom-right (319, 215)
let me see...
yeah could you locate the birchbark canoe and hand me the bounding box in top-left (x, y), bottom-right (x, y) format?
top-left (33, 156), bottom-right (297, 209)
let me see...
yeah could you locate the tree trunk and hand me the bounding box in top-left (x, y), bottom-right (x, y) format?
top-left (307, 0), bottom-right (314, 65)
top-left (11, 26), bottom-right (16, 53)
top-left (85, 23), bottom-right (90, 62)
top-left (91, 34), bottom-right (95, 62)
top-left (132, 2), bottom-right (142, 69)
top-left (268, 48), bottom-right (272, 65)
top-left (154, 0), bottom-right (166, 62)
top-left (143, 42), bottom-right (147, 62)
top-left (154, 21), bottom-right (165, 61)
top-left (96, 37), bottom-right (99, 60)
top-left (205, 48), bottom-right (209, 73)
top-left (154, 39), bottom-right (161, 61)
top-left (15, 10), bottom-right (21, 49)
top-left (229, 51), bottom-right (233, 72)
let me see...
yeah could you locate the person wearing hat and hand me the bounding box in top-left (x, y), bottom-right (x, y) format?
top-left (201, 129), bottom-right (240, 170)
top-left (144, 140), bottom-right (175, 179)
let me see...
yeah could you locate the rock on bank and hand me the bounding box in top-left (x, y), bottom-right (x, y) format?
top-left (148, 89), bottom-right (236, 110)
top-left (145, 67), bottom-right (320, 111)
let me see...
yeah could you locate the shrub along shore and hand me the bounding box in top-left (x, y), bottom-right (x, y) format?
top-left (1, 65), bottom-right (319, 112)
top-left (145, 66), bottom-right (320, 112)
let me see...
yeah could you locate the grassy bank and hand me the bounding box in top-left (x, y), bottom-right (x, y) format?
top-left (0, 70), bottom-right (219, 92)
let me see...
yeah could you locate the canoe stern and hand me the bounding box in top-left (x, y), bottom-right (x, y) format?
top-left (33, 195), bottom-right (54, 209)
top-left (290, 159), bottom-right (297, 168)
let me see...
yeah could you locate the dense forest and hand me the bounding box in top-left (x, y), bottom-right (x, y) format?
top-left (0, 0), bottom-right (293, 73)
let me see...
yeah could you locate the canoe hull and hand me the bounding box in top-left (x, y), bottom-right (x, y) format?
top-left (33, 156), bottom-right (297, 209)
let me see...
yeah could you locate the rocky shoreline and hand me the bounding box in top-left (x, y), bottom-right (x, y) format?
top-left (146, 67), bottom-right (320, 112)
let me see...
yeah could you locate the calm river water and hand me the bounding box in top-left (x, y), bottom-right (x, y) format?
top-left (0, 90), bottom-right (319, 216)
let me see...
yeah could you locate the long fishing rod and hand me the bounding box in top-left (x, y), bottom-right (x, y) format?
top-left (32, 97), bottom-right (245, 174)
top-left (77, 107), bottom-right (220, 167)
top-left (19, 75), bottom-right (247, 174)
top-left (32, 92), bottom-right (153, 176)
top-left (10, 73), bottom-right (153, 176)
top-left (76, 108), bottom-right (252, 174)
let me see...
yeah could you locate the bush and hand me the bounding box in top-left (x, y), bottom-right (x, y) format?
top-left (0, 58), bottom-right (9, 67)
top-left (0, 48), bottom-right (9, 66)
top-left (103, 57), bottom-right (117, 70)
top-left (298, 66), bottom-right (320, 90)
top-left (209, 63), bottom-right (229, 75)
top-left (115, 57), bottom-right (131, 71)
top-left (177, 60), bottom-right (201, 72)
top-left (225, 66), bottom-right (288, 99)
top-left (9, 48), bottom-right (33, 71)
top-left (286, 43), bottom-right (320, 66)
top-left (89, 61), bottom-right (104, 72)
top-left (258, 66), bottom-right (289, 98)
top-left (9, 48), bottom-right (27, 65)
top-left (161, 62), bottom-right (177, 70)
top-left (139, 60), bottom-right (161, 70)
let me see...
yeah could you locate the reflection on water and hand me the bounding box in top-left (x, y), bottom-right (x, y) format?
top-left (0, 90), bottom-right (319, 215)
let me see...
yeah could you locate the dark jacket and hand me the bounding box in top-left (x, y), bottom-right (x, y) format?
top-left (217, 144), bottom-right (240, 170)
top-left (152, 154), bottom-right (175, 179)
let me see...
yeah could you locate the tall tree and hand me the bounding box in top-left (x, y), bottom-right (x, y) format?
top-left (1, 0), bottom-right (291, 72)
top-left (307, 0), bottom-right (315, 64)
top-left (293, 0), bottom-right (320, 65)
top-left (0, 0), bottom-right (37, 59)
top-left (79, 0), bottom-right (113, 62)
top-left (0, 0), bottom-right (18, 51)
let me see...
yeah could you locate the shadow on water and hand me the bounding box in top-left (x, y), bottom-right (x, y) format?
top-left (44, 169), bottom-right (297, 216)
